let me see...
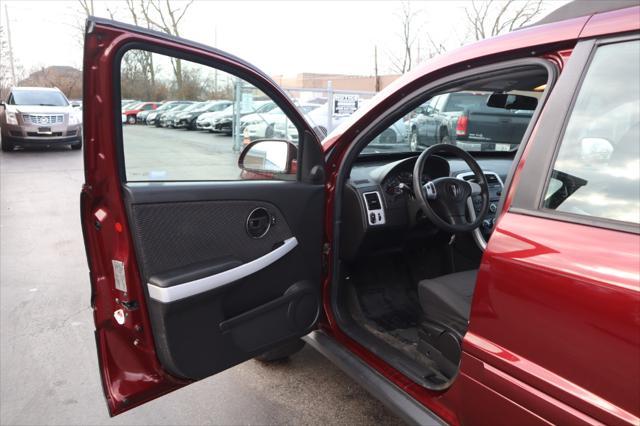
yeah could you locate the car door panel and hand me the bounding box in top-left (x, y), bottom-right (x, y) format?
top-left (122, 182), bottom-right (323, 380)
top-left (82, 18), bottom-right (325, 415)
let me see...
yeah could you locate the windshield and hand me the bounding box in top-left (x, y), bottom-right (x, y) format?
top-left (191, 101), bottom-right (215, 113)
top-left (156, 102), bottom-right (178, 111)
top-left (360, 88), bottom-right (541, 155)
top-left (182, 102), bottom-right (206, 112)
top-left (10, 90), bottom-right (68, 106)
top-left (170, 103), bottom-right (193, 113)
top-left (124, 102), bottom-right (142, 111)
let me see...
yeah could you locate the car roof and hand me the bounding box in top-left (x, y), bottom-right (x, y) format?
top-left (528, 0), bottom-right (638, 27)
top-left (11, 86), bottom-right (62, 92)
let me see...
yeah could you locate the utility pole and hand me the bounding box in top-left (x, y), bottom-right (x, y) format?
top-left (5, 4), bottom-right (16, 85)
top-left (374, 45), bottom-right (380, 92)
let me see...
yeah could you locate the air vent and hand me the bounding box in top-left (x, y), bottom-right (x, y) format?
top-left (362, 191), bottom-right (385, 226)
top-left (461, 173), bottom-right (501, 187)
top-left (364, 193), bottom-right (381, 210)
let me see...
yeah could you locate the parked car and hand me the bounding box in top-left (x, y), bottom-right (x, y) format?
top-left (145, 101), bottom-right (193, 125)
top-left (174, 100), bottom-right (232, 129)
top-left (158, 102), bottom-right (203, 128)
top-left (243, 103), bottom-right (320, 142)
top-left (150, 101), bottom-right (193, 126)
top-left (212, 100), bottom-right (277, 135)
top-left (195, 105), bottom-right (233, 131)
top-left (122, 101), bottom-right (160, 124)
top-left (81, 3), bottom-right (639, 424)
top-left (0, 86), bottom-right (82, 151)
top-left (407, 91), bottom-right (536, 151)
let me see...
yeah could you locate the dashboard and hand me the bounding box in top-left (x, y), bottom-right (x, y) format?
top-left (340, 154), bottom-right (512, 260)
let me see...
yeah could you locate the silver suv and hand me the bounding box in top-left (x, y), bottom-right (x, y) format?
top-left (0, 87), bottom-right (82, 152)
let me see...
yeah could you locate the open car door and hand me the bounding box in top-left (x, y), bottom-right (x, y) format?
top-left (81, 18), bottom-right (326, 416)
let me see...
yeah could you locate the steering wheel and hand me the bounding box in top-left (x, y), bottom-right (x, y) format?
top-left (412, 144), bottom-right (489, 233)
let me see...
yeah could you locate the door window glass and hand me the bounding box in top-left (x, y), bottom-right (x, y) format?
top-left (119, 49), bottom-right (299, 182)
top-left (543, 40), bottom-right (640, 224)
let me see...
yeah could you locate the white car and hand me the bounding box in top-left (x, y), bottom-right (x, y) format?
top-left (243, 104), bottom-right (320, 141)
top-left (274, 101), bottom-right (360, 142)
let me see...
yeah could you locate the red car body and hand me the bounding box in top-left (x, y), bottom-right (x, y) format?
top-left (81, 4), bottom-right (639, 425)
top-left (122, 101), bottom-right (159, 122)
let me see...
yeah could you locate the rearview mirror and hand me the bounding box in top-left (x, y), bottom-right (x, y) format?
top-left (580, 137), bottom-right (613, 162)
top-left (238, 139), bottom-right (297, 175)
top-left (487, 93), bottom-right (538, 110)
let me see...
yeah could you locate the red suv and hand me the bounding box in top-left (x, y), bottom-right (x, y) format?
top-left (81, 3), bottom-right (639, 424)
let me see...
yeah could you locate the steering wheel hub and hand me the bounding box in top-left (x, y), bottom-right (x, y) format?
top-left (413, 144), bottom-right (489, 233)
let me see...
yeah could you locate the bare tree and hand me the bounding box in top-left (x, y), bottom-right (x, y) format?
top-left (142, 0), bottom-right (194, 97)
top-left (387, 1), bottom-right (422, 74)
top-left (465, 0), bottom-right (544, 41)
top-left (77, 0), bottom-right (94, 16)
top-left (123, 0), bottom-right (155, 93)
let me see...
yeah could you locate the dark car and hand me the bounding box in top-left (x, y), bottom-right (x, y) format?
top-left (145, 101), bottom-right (193, 125)
top-left (174, 100), bottom-right (232, 130)
top-left (408, 91), bottom-right (535, 152)
top-left (212, 101), bottom-right (277, 135)
top-left (157, 102), bottom-right (197, 127)
top-left (81, 3), bottom-right (639, 424)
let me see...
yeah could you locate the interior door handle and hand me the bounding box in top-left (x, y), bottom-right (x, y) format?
top-left (147, 237), bottom-right (298, 303)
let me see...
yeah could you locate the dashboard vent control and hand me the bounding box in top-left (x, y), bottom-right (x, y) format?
top-left (362, 192), bottom-right (385, 226)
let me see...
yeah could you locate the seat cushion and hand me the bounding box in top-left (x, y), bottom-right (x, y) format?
top-left (418, 270), bottom-right (477, 334)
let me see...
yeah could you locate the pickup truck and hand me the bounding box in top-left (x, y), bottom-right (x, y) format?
top-left (408, 91), bottom-right (534, 152)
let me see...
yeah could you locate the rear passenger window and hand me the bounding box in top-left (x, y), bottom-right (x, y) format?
top-left (543, 40), bottom-right (640, 224)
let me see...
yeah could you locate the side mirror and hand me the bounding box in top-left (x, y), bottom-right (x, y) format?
top-left (238, 139), bottom-right (297, 175)
top-left (0, 101), bottom-right (5, 109)
top-left (580, 137), bottom-right (613, 162)
top-left (487, 93), bottom-right (538, 111)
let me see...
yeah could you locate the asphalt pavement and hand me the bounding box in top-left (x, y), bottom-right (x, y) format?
top-left (0, 127), bottom-right (402, 425)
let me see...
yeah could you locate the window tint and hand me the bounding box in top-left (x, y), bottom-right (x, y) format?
top-left (543, 40), bottom-right (640, 224)
top-left (119, 49), bottom-right (299, 182)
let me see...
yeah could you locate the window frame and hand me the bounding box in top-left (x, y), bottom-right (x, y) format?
top-left (112, 42), bottom-right (316, 184)
top-left (510, 34), bottom-right (640, 234)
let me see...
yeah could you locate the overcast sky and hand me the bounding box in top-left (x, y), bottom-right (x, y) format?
top-left (1, 1), bottom-right (568, 77)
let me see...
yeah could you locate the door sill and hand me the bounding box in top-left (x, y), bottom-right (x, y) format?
top-left (303, 330), bottom-right (446, 426)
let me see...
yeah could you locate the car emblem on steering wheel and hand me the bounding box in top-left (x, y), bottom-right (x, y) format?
top-left (449, 184), bottom-right (459, 198)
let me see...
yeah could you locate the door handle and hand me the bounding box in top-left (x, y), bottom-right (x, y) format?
top-left (147, 237), bottom-right (298, 303)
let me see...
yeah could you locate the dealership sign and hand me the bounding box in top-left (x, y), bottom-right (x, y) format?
top-left (334, 94), bottom-right (359, 115)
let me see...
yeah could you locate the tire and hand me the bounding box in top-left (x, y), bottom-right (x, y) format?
top-left (255, 339), bottom-right (305, 363)
top-left (71, 140), bottom-right (82, 150)
top-left (1, 138), bottom-right (15, 152)
top-left (409, 128), bottom-right (419, 151)
top-left (127, 115), bottom-right (136, 125)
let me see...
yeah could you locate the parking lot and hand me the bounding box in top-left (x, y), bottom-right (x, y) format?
top-left (0, 127), bottom-right (401, 425)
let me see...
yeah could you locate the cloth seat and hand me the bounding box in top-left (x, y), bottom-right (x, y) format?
top-left (417, 269), bottom-right (477, 334)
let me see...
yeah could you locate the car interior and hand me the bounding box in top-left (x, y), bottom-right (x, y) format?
top-left (331, 63), bottom-right (551, 388)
